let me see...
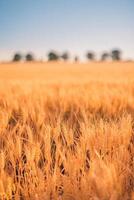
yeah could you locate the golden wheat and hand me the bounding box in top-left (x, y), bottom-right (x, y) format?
top-left (0, 62), bottom-right (134, 200)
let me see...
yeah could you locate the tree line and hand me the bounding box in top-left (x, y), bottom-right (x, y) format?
top-left (13, 49), bottom-right (122, 62)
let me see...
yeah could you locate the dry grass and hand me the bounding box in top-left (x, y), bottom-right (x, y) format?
top-left (0, 62), bottom-right (134, 200)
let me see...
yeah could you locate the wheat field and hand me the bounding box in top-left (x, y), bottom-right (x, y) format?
top-left (0, 62), bottom-right (134, 200)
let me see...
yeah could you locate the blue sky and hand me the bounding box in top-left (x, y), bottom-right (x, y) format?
top-left (0, 0), bottom-right (134, 61)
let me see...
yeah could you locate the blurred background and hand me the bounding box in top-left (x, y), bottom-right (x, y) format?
top-left (0, 0), bottom-right (134, 62)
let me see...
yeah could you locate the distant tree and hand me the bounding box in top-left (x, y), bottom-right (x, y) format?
top-left (101, 52), bottom-right (109, 61)
top-left (48, 51), bottom-right (59, 61)
top-left (61, 52), bottom-right (69, 61)
top-left (13, 53), bottom-right (22, 62)
top-left (74, 56), bottom-right (79, 63)
top-left (86, 52), bottom-right (95, 61)
top-left (111, 49), bottom-right (121, 61)
top-left (25, 53), bottom-right (34, 61)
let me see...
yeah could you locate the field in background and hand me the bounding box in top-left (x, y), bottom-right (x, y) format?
top-left (0, 62), bottom-right (134, 200)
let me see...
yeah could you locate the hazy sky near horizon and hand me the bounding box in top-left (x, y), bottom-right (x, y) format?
top-left (0, 0), bottom-right (134, 61)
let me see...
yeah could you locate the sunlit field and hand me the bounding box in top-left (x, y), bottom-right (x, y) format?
top-left (0, 62), bottom-right (134, 200)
